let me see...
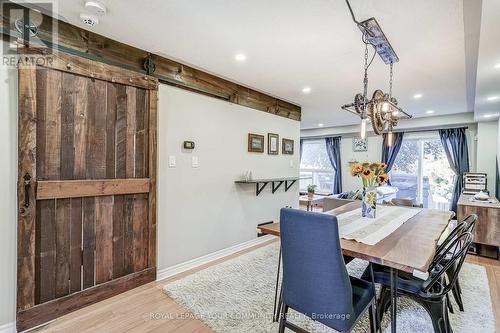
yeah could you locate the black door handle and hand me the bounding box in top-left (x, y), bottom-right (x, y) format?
top-left (24, 173), bottom-right (31, 208)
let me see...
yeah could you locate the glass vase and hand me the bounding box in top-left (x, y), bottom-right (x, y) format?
top-left (362, 186), bottom-right (377, 218)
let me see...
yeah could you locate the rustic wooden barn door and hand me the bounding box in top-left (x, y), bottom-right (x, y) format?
top-left (17, 50), bottom-right (158, 331)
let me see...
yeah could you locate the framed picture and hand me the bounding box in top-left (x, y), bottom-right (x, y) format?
top-left (268, 133), bottom-right (279, 155)
top-left (248, 133), bottom-right (265, 153)
top-left (282, 138), bottom-right (294, 155)
top-left (353, 138), bottom-right (368, 152)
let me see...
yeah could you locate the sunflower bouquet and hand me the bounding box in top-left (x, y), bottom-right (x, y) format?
top-left (350, 161), bottom-right (389, 188)
top-left (350, 161), bottom-right (389, 218)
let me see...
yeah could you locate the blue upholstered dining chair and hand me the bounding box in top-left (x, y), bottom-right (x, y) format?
top-left (278, 208), bottom-right (376, 333)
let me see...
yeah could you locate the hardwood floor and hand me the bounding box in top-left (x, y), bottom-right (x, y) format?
top-left (31, 216), bottom-right (499, 333)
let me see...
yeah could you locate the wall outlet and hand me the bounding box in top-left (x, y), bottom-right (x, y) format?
top-left (168, 155), bottom-right (176, 168)
top-left (192, 156), bottom-right (199, 168)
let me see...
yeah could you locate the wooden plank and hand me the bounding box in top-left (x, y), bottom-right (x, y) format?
top-left (258, 203), bottom-right (453, 274)
top-left (123, 195), bottom-right (135, 274)
top-left (55, 198), bottom-right (71, 297)
top-left (86, 79), bottom-right (107, 179)
top-left (106, 82), bottom-right (117, 179)
top-left (16, 268), bottom-right (156, 332)
top-left (148, 90), bottom-right (158, 269)
top-left (73, 76), bottom-right (88, 180)
top-left (82, 197), bottom-right (95, 289)
top-left (115, 84), bottom-right (128, 179)
top-left (37, 178), bottom-right (151, 199)
top-left (44, 68), bottom-right (62, 180)
top-left (61, 72), bottom-right (75, 180)
top-left (35, 200), bottom-right (56, 304)
top-left (135, 88), bottom-right (147, 178)
top-left (69, 198), bottom-right (82, 293)
top-left (113, 195), bottom-right (125, 279)
top-left (35, 69), bottom-right (47, 180)
top-left (24, 48), bottom-right (158, 90)
top-left (95, 196), bottom-right (114, 284)
top-left (133, 194), bottom-right (148, 272)
top-left (126, 86), bottom-right (137, 178)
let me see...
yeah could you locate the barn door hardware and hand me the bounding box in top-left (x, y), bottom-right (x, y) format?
top-left (23, 173), bottom-right (31, 208)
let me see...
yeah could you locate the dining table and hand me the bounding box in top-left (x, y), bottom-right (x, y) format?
top-left (258, 201), bottom-right (454, 333)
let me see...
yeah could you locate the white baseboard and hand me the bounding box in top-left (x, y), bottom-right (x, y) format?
top-left (0, 322), bottom-right (15, 333)
top-left (156, 235), bottom-right (274, 281)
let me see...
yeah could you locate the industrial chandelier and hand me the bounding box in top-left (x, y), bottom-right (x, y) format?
top-left (341, 0), bottom-right (412, 145)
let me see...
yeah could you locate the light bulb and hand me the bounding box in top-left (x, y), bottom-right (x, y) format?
top-left (360, 118), bottom-right (367, 140)
top-left (387, 131), bottom-right (394, 147)
top-left (381, 102), bottom-right (390, 112)
top-left (392, 110), bottom-right (399, 116)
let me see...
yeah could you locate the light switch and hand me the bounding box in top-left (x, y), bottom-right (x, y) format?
top-left (168, 155), bottom-right (176, 168)
top-left (192, 156), bottom-right (199, 168)
top-left (290, 160), bottom-right (294, 168)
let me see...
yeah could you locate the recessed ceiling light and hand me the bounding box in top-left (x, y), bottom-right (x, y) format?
top-left (302, 87), bottom-right (312, 94)
top-left (413, 93), bottom-right (423, 99)
top-left (318, 123), bottom-right (324, 127)
top-left (495, 63), bottom-right (500, 69)
top-left (483, 113), bottom-right (499, 118)
top-left (235, 53), bottom-right (246, 62)
top-left (426, 110), bottom-right (435, 114)
top-left (487, 95), bottom-right (499, 101)
top-left (84, 1), bottom-right (107, 15)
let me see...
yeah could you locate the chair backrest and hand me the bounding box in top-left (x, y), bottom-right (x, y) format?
top-left (391, 198), bottom-right (415, 207)
top-left (462, 214), bottom-right (478, 234)
top-left (432, 221), bottom-right (468, 267)
top-left (424, 231), bottom-right (472, 297)
top-left (280, 208), bottom-right (353, 331)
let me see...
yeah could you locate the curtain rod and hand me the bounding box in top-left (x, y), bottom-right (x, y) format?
top-left (301, 126), bottom-right (470, 140)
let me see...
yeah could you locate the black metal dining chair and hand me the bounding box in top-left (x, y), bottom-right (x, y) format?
top-left (443, 214), bottom-right (477, 312)
top-left (362, 231), bottom-right (473, 333)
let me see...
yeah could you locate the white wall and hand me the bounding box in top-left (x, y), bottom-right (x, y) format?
top-left (0, 41), bottom-right (18, 329)
top-left (476, 121), bottom-right (499, 194)
top-left (158, 84), bottom-right (300, 269)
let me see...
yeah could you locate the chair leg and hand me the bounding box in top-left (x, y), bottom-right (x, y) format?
top-left (278, 304), bottom-right (289, 333)
top-left (451, 283), bottom-right (464, 312)
top-left (369, 302), bottom-right (377, 333)
top-left (377, 286), bottom-right (392, 325)
top-left (446, 293), bottom-right (454, 314)
top-left (417, 298), bottom-right (448, 333)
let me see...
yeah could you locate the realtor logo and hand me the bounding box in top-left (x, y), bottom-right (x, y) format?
top-left (1, 0), bottom-right (58, 67)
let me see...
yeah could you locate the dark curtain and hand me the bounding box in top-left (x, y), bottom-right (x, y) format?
top-left (299, 139), bottom-right (304, 162)
top-left (381, 132), bottom-right (404, 185)
top-left (439, 128), bottom-right (469, 213)
top-left (325, 136), bottom-right (342, 194)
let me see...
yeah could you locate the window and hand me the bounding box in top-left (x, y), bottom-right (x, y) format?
top-left (299, 140), bottom-right (335, 194)
top-left (391, 135), bottom-right (455, 210)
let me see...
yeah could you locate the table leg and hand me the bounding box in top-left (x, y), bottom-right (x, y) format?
top-left (390, 267), bottom-right (398, 333)
top-left (273, 246), bottom-right (282, 322)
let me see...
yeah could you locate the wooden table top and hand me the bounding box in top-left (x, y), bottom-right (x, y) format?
top-left (258, 201), bottom-right (454, 274)
top-left (298, 195), bottom-right (325, 204)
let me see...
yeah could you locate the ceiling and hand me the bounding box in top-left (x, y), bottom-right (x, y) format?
top-left (47, 0), bottom-right (497, 128)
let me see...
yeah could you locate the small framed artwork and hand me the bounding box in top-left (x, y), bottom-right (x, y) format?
top-left (248, 133), bottom-right (265, 153)
top-left (282, 138), bottom-right (294, 155)
top-left (268, 133), bottom-right (279, 155)
top-left (353, 138), bottom-right (368, 152)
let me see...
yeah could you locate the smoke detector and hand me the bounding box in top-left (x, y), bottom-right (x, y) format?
top-left (80, 13), bottom-right (99, 27)
top-left (84, 1), bottom-right (107, 15)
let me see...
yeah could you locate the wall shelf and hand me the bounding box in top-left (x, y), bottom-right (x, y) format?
top-left (235, 177), bottom-right (311, 196)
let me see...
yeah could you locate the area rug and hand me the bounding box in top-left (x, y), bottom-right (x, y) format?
top-left (163, 242), bottom-right (495, 333)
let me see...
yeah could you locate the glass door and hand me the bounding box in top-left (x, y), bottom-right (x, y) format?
top-left (391, 135), bottom-right (455, 210)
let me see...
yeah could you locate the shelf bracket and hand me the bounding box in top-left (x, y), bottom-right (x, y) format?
top-left (285, 180), bottom-right (297, 192)
top-left (256, 182), bottom-right (269, 196)
top-left (271, 181), bottom-right (284, 194)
